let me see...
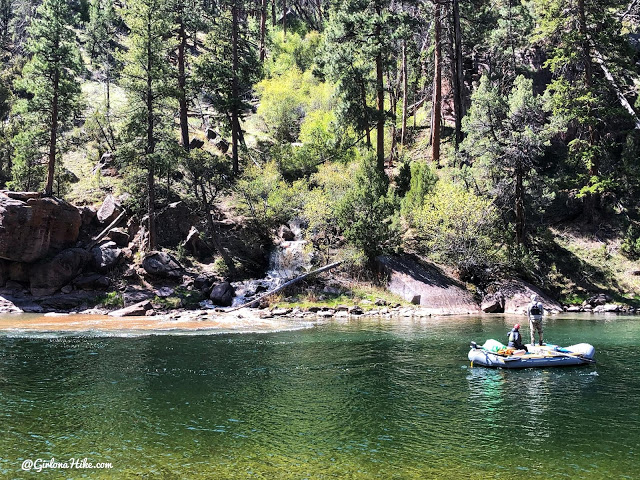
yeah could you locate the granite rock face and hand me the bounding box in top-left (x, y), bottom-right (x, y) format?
top-left (0, 192), bottom-right (82, 263)
top-left (377, 255), bottom-right (481, 315)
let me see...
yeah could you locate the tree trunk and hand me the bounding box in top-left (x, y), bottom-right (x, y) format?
top-left (282, 0), bottom-right (286, 37)
top-left (316, 0), bottom-right (322, 28)
top-left (401, 39), bottom-right (408, 147)
top-left (231, 2), bottom-right (240, 176)
top-left (376, 51), bottom-right (385, 171)
top-left (578, 0), bottom-right (592, 87)
top-left (45, 67), bottom-right (60, 197)
top-left (578, 0), bottom-right (597, 220)
top-left (375, 4), bottom-right (384, 172)
top-left (272, 0), bottom-right (276, 26)
top-left (260, 0), bottom-right (267, 61)
top-left (431, 0), bottom-right (442, 166)
top-left (360, 78), bottom-right (371, 148)
top-left (451, 0), bottom-right (464, 149)
top-left (387, 70), bottom-right (397, 164)
top-left (200, 182), bottom-right (236, 276)
top-left (177, 6), bottom-right (190, 151)
top-left (146, 13), bottom-right (156, 250)
top-left (515, 166), bottom-right (524, 245)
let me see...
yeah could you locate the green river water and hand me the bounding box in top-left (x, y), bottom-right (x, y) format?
top-left (0, 313), bottom-right (638, 479)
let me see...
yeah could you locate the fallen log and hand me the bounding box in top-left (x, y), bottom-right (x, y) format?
top-left (224, 261), bottom-right (344, 312)
top-left (594, 50), bottom-right (640, 130)
top-left (87, 210), bottom-right (127, 250)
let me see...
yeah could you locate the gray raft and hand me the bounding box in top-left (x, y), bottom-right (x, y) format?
top-left (468, 341), bottom-right (596, 369)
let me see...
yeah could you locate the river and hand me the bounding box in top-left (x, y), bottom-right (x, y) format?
top-left (0, 313), bottom-right (638, 479)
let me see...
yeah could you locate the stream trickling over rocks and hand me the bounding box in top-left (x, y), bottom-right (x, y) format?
top-left (230, 221), bottom-right (313, 307)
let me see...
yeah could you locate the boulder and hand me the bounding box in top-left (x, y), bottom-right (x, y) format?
top-left (0, 259), bottom-right (8, 287)
top-left (595, 303), bottom-right (621, 313)
top-left (189, 138), bottom-right (205, 149)
top-left (141, 251), bottom-right (183, 278)
top-left (0, 193), bottom-right (82, 262)
top-left (123, 285), bottom-right (155, 305)
top-left (215, 138), bottom-right (229, 153)
top-left (73, 273), bottom-right (110, 290)
top-left (108, 300), bottom-right (152, 317)
top-left (585, 293), bottom-right (612, 307)
top-left (377, 255), bottom-right (481, 315)
top-left (78, 206), bottom-right (97, 226)
top-left (107, 227), bottom-right (130, 247)
top-left (209, 281), bottom-right (235, 307)
top-left (91, 241), bottom-right (122, 272)
top-left (181, 226), bottom-right (210, 259)
top-left (8, 262), bottom-right (29, 283)
top-left (0, 295), bottom-right (23, 313)
top-left (481, 292), bottom-right (505, 313)
top-left (157, 202), bottom-right (199, 247)
top-left (96, 194), bottom-right (122, 225)
top-left (194, 274), bottom-right (214, 292)
top-left (30, 248), bottom-right (92, 296)
top-left (94, 152), bottom-right (119, 177)
top-left (491, 278), bottom-right (563, 314)
top-left (278, 224), bottom-right (295, 241)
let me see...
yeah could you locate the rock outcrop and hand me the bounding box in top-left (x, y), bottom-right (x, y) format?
top-left (0, 192), bottom-right (82, 263)
top-left (156, 202), bottom-right (199, 247)
top-left (30, 248), bottom-right (93, 296)
top-left (377, 255), bottom-right (481, 315)
top-left (141, 251), bottom-right (183, 278)
top-left (488, 278), bottom-right (563, 314)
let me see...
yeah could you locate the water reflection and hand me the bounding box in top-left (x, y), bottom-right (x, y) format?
top-left (0, 314), bottom-right (638, 479)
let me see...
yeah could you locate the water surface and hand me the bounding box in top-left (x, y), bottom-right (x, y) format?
top-left (0, 313), bottom-right (638, 479)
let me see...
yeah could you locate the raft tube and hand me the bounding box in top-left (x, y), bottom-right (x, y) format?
top-left (468, 341), bottom-right (595, 369)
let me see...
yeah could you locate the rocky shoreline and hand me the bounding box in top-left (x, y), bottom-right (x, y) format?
top-left (0, 191), bottom-right (637, 321)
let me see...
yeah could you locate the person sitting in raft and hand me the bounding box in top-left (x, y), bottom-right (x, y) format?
top-left (527, 294), bottom-right (544, 346)
top-left (507, 323), bottom-right (527, 351)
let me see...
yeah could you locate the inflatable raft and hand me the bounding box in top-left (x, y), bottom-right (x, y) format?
top-left (468, 339), bottom-right (596, 368)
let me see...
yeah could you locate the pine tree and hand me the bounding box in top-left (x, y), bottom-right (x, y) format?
top-left (13, 0), bottom-right (82, 196)
top-left (195, 0), bottom-right (260, 176)
top-left (325, 0), bottom-right (408, 173)
top-left (461, 75), bottom-right (553, 245)
top-left (119, 0), bottom-right (175, 249)
top-left (534, 0), bottom-right (634, 220)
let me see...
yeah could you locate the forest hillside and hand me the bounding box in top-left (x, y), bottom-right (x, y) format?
top-left (1, 0), bottom-right (640, 312)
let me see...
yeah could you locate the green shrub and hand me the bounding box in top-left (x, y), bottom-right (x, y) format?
top-left (235, 160), bottom-right (308, 234)
top-left (409, 180), bottom-right (500, 279)
top-left (621, 225), bottom-right (640, 259)
top-left (335, 155), bottom-right (399, 262)
top-left (99, 291), bottom-right (124, 308)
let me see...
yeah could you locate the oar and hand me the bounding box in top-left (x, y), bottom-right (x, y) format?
top-left (550, 350), bottom-right (596, 364)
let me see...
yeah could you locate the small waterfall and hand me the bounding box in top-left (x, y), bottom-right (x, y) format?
top-left (231, 221), bottom-right (312, 307)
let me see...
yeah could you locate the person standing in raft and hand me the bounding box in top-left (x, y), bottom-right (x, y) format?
top-left (528, 294), bottom-right (544, 346)
top-left (507, 323), bottom-right (527, 351)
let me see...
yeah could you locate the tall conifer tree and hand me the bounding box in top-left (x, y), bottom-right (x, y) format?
top-left (14, 0), bottom-right (82, 195)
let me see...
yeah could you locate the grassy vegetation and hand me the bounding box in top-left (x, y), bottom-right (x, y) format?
top-left (98, 291), bottom-right (124, 308)
top-left (542, 226), bottom-right (640, 305)
top-left (269, 281), bottom-right (411, 310)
